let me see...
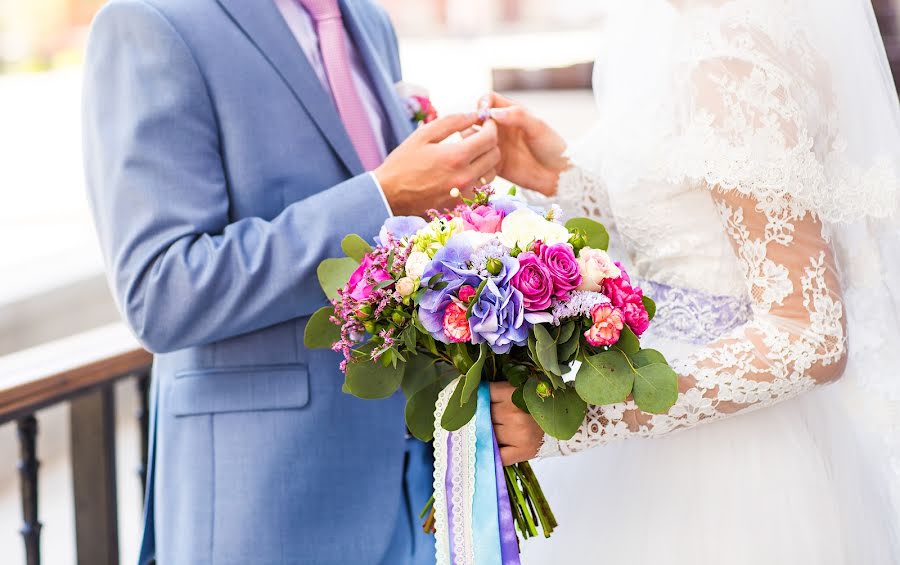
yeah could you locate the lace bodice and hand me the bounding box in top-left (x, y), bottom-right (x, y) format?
top-left (537, 1), bottom-right (870, 456)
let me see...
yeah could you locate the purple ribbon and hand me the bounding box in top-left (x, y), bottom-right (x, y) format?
top-left (493, 429), bottom-right (521, 563)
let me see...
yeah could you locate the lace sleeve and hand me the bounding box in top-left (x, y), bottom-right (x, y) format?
top-left (539, 52), bottom-right (850, 457)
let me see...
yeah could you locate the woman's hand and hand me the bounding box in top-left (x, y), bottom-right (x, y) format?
top-left (475, 92), bottom-right (569, 196)
top-left (490, 381), bottom-right (545, 465)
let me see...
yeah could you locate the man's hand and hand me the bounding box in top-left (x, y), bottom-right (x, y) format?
top-left (490, 381), bottom-right (545, 465)
top-left (473, 92), bottom-right (569, 196)
top-left (374, 113), bottom-right (500, 216)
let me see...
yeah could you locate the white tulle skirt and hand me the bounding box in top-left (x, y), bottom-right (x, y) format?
top-left (520, 338), bottom-right (900, 565)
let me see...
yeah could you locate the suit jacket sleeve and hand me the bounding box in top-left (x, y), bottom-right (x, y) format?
top-left (82, 0), bottom-right (391, 353)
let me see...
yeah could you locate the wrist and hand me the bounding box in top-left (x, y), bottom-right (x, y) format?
top-left (373, 165), bottom-right (413, 216)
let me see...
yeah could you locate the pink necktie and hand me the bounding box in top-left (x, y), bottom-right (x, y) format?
top-left (299, 0), bottom-right (383, 171)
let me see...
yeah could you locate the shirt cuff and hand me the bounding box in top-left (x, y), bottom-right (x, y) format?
top-left (369, 172), bottom-right (393, 218)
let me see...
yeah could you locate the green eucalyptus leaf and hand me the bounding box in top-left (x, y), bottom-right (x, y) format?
top-left (401, 353), bottom-right (440, 398)
top-left (641, 295), bottom-right (657, 321)
top-left (575, 349), bottom-right (635, 405)
top-left (341, 234), bottom-right (372, 262)
top-left (405, 372), bottom-right (457, 441)
top-left (317, 257), bottom-right (359, 301)
top-left (461, 342), bottom-right (488, 403)
top-left (511, 386), bottom-right (529, 413)
top-left (534, 324), bottom-right (562, 377)
top-left (630, 348), bottom-right (668, 368)
top-left (344, 345), bottom-right (405, 400)
top-left (565, 218), bottom-right (610, 251)
top-left (303, 306), bottom-right (340, 349)
top-left (504, 364), bottom-right (530, 388)
top-left (557, 329), bottom-right (581, 363)
top-left (524, 381), bottom-right (587, 440)
top-left (557, 321), bottom-right (576, 344)
top-left (614, 325), bottom-right (641, 356)
top-left (633, 363), bottom-right (679, 415)
top-left (441, 380), bottom-right (478, 431)
top-left (373, 279), bottom-right (395, 291)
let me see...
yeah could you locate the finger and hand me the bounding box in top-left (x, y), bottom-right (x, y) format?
top-left (416, 112), bottom-right (482, 143)
top-left (500, 446), bottom-right (529, 466)
top-left (456, 119), bottom-right (498, 159)
top-left (459, 126), bottom-right (479, 140)
top-left (490, 381), bottom-right (516, 403)
top-left (478, 91), bottom-right (520, 112)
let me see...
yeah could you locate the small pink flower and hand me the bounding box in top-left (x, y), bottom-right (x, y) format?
top-left (443, 302), bottom-right (471, 342)
top-left (461, 205), bottom-right (505, 233)
top-left (458, 285), bottom-right (477, 303)
top-left (347, 255), bottom-right (392, 301)
top-left (413, 95), bottom-right (438, 124)
top-left (602, 264), bottom-right (650, 336)
top-left (584, 304), bottom-right (625, 347)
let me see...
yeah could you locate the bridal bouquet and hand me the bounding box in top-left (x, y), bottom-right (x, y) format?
top-left (305, 186), bottom-right (677, 560)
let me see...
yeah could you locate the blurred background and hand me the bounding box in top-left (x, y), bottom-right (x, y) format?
top-left (0, 0), bottom-right (898, 563)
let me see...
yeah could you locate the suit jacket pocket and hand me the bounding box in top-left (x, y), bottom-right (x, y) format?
top-left (170, 364), bottom-right (309, 416)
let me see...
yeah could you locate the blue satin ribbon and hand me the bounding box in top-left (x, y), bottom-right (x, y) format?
top-left (472, 383), bottom-right (503, 564)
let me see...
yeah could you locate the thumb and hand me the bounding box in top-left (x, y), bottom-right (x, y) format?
top-left (415, 112), bottom-right (482, 143)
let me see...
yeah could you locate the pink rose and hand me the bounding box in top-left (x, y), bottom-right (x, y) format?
top-left (511, 252), bottom-right (554, 311)
top-left (602, 264), bottom-right (650, 336)
top-left (534, 241), bottom-right (582, 300)
top-left (347, 255), bottom-right (391, 301)
top-left (461, 205), bottom-right (505, 233)
top-left (443, 302), bottom-right (471, 342)
top-left (576, 247), bottom-right (621, 292)
top-left (584, 304), bottom-right (625, 347)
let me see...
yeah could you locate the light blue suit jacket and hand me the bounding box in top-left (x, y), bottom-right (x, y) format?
top-left (82, 0), bottom-right (434, 563)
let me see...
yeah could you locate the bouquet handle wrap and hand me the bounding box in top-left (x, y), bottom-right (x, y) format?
top-left (433, 379), bottom-right (521, 565)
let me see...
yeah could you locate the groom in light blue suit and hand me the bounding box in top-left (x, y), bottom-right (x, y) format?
top-left (82, 0), bottom-right (500, 562)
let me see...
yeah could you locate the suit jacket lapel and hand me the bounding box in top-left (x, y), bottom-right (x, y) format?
top-left (339, 0), bottom-right (415, 150)
top-left (216, 0), bottom-right (364, 174)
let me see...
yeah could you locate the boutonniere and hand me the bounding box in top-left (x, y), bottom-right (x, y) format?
top-left (395, 81), bottom-right (438, 125)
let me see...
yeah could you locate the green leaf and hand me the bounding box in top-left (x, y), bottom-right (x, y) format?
top-left (575, 349), bottom-right (635, 405)
top-left (632, 363), bottom-right (679, 415)
top-left (630, 348), bottom-right (668, 368)
top-left (534, 324), bottom-right (561, 377)
top-left (401, 353), bottom-right (440, 398)
top-left (642, 295), bottom-right (657, 321)
top-left (403, 325), bottom-right (417, 352)
top-left (373, 279), bottom-right (395, 291)
top-left (303, 306), bottom-right (341, 349)
top-left (614, 325), bottom-right (640, 356)
top-left (503, 364), bottom-right (530, 388)
top-left (447, 342), bottom-right (474, 374)
top-left (527, 334), bottom-right (538, 363)
top-left (441, 379), bottom-right (478, 431)
top-left (317, 257), bottom-right (359, 301)
top-left (344, 345), bottom-right (405, 400)
top-left (524, 381), bottom-right (587, 440)
top-left (565, 217), bottom-right (610, 251)
top-left (341, 234), bottom-right (372, 262)
top-left (405, 372), bottom-right (456, 442)
top-left (557, 321), bottom-right (576, 344)
top-left (461, 342), bottom-right (488, 404)
top-left (557, 329), bottom-right (581, 363)
top-left (511, 386), bottom-right (529, 413)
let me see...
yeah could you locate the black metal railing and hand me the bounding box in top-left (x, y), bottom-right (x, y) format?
top-left (0, 323), bottom-right (152, 565)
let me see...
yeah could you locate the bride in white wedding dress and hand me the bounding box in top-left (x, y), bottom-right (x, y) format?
top-left (482, 0), bottom-right (900, 563)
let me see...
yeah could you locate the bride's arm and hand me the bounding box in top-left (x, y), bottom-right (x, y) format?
top-left (540, 186), bottom-right (847, 456)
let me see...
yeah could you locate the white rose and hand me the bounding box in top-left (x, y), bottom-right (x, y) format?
top-left (396, 276), bottom-right (417, 297)
top-left (498, 209), bottom-right (571, 250)
top-left (405, 251), bottom-right (431, 280)
top-left (576, 247), bottom-right (622, 291)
